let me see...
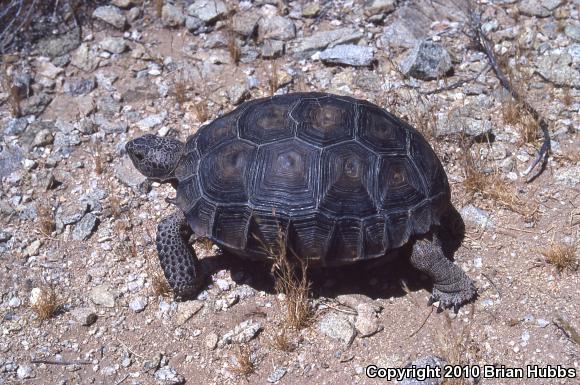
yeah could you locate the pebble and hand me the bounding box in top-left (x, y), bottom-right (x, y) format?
top-left (17, 365), bottom-right (35, 379)
top-left (8, 297), bottom-right (21, 308)
top-left (399, 355), bottom-right (447, 385)
top-left (25, 239), bottom-right (42, 257)
top-left (64, 77), bottom-right (96, 96)
top-left (267, 366), bottom-right (287, 383)
top-left (129, 296), bottom-right (148, 313)
top-left (115, 157), bottom-right (150, 193)
top-left (354, 303), bottom-right (383, 337)
top-left (72, 213), bottom-right (98, 241)
top-left (155, 366), bottom-right (185, 385)
top-left (400, 40), bottom-right (453, 80)
top-left (291, 28), bottom-right (363, 56)
top-left (318, 312), bottom-right (356, 345)
top-left (99, 37), bottom-right (128, 54)
top-left (162, 4), bottom-right (185, 27)
top-left (205, 332), bottom-right (219, 350)
top-left (93, 5), bottom-right (126, 29)
top-left (71, 307), bottom-right (98, 326)
top-left (90, 285), bottom-right (116, 308)
top-left (137, 112), bottom-right (167, 130)
top-left (4, 118), bottom-right (28, 136)
top-left (537, 319), bottom-right (550, 328)
top-left (232, 12), bottom-right (259, 36)
top-left (460, 204), bottom-right (492, 228)
top-left (364, 0), bottom-right (397, 17)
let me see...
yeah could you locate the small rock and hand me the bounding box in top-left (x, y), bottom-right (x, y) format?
top-left (302, 3), bottom-right (321, 17)
top-left (554, 164), bottom-right (580, 187)
top-left (17, 365), bottom-right (34, 379)
top-left (176, 301), bottom-right (204, 325)
top-left (162, 4), bottom-right (185, 27)
top-left (232, 12), bottom-right (259, 36)
top-left (355, 303), bottom-right (383, 337)
top-left (71, 307), bottom-right (98, 326)
top-left (93, 5), bottom-right (126, 29)
top-left (35, 28), bottom-right (81, 58)
top-left (94, 114), bottom-right (128, 134)
top-left (537, 319), bottom-right (550, 328)
top-left (267, 366), bottom-right (287, 383)
top-left (258, 16), bottom-right (296, 41)
top-left (100, 37), bottom-right (127, 54)
top-left (90, 285), bottom-right (115, 308)
top-left (115, 157), bottom-right (150, 193)
top-left (364, 0), bottom-right (397, 17)
top-left (112, 0), bottom-right (133, 8)
top-left (219, 320), bottom-right (262, 346)
top-left (400, 40), bottom-right (453, 80)
top-left (226, 82), bottom-right (250, 105)
top-left (155, 366), bottom-right (185, 385)
top-left (0, 230), bottom-right (12, 243)
top-left (461, 204), bottom-right (492, 228)
top-left (205, 332), bottom-right (219, 350)
top-left (536, 52), bottom-right (580, 89)
top-left (519, 0), bottom-right (562, 18)
top-left (262, 39), bottom-right (284, 59)
top-left (71, 43), bottom-right (100, 72)
top-left (4, 118), bottom-right (28, 136)
top-left (8, 297), bottom-right (21, 308)
top-left (25, 239), bottom-right (42, 257)
top-left (318, 312), bottom-right (356, 345)
top-left (215, 279), bottom-right (231, 291)
top-left (187, 0), bottom-right (228, 23)
top-left (38, 61), bottom-right (64, 79)
top-left (72, 213), bottom-right (98, 241)
top-left (565, 25), bottom-right (580, 41)
top-left (64, 77), bottom-right (96, 96)
top-left (137, 112), bottom-right (167, 130)
top-left (32, 129), bottom-right (54, 148)
top-left (56, 200), bottom-right (88, 228)
top-left (127, 7), bottom-right (141, 22)
top-left (129, 296), bottom-right (148, 313)
top-left (320, 44), bottom-right (375, 67)
top-left (185, 16), bottom-right (205, 33)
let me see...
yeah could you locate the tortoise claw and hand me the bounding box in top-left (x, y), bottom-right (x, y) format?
top-left (453, 303), bottom-right (460, 314)
top-left (436, 302), bottom-right (444, 313)
top-left (427, 296), bottom-right (436, 306)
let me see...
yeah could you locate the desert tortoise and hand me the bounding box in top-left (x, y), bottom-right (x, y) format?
top-left (126, 92), bottom-right (476, 311)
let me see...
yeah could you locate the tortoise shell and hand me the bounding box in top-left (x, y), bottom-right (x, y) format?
top-left (172, 92), bottom-right (450, 265)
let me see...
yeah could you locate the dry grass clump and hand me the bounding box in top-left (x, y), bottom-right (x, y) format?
top-left (541, 243), bottom-right (578, 273)
top-left (229, 345), bottom-right (255, 377)
top-left (502, 98), bottom-right (538, 144)
top-left (226, 28), bottom-right (241, 65)
top-left (267, 60), bottom-right (279, 96)
top-left (30, 287), bottom-right (60, 321)
top-left (462, 148), bottom-right (535, 218)
top-left (438, 309), bottom-right (480, 385)
top-left (155, 0), bottom-right (163, 18)
top-left (37, 203), bottom-right (55, 235)
top-left (193, 100), bottom-right (209, 122)
top-left (1, 63), bottom-right (21, 117)
top-left (270, 327), bottom-right (296, 352)
top-left (147, 252), bottom-right (172, 297)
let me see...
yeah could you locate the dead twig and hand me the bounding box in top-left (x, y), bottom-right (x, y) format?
top-left (466, 3), bottom-right (550, 182)
top-left (31, 359), bottom-right (92, 366)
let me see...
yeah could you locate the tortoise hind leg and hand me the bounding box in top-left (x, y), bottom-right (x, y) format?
top-left (156, 211), bottom-right (204, 299)
top-left (410, 231), bottom-right (476, 312)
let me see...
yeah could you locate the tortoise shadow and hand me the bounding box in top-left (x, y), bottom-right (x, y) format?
top-left (198, 205), bottom-right (465, 302)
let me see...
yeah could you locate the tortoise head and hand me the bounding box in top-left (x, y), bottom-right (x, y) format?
top-left (126, 134), bottom-right (184, 181)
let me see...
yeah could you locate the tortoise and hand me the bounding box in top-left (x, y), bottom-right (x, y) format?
top-left (126, 92), bottom-right (476, 311)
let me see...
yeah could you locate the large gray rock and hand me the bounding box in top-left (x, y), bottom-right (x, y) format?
top-left (318, 312), bottom-right (356, 345)
top-left (71, 43), bottom-right (100, 72)
top-left (536, 52), bottom-right (580, 89)
top-left (35, 28), bottom-right (81, 58)
top-left (99, 37), bottom-right (128, 54)
top-left (187, 0), bottom-right (228, 23)
top-left (518, 0), bottom-right (562, 18)
top-left (115, 157), bottom-right (150, 193)
top-left (63, 77), bottom-right (96, 96)
top-left (162, 4), bottom-right (185, 27)
top-left (90, 285), bottom-right (115, 308)
top-left (258, 16), bottom-right (296, 41)
top-left (155, 366), bottom-right (185, 385)
top-left (291, 28), bottom-right (363, 56)
top-left (319, 44), bottom-right (375, 66)
top-left (400, 40), bottom-right (453, 80)
top-left (92, 5), bottom-right (126, 29)
top-left (73, 213), bottom-right (98, 241)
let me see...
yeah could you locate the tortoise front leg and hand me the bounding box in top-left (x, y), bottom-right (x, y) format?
top-left (156, 211), bottom-right (204, 299)
top-left (410, 231), bottom-right (476, 312)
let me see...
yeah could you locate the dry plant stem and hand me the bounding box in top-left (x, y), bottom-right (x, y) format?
top-left (467, 3), bottom-right (550, 182)
top-left (230, 345), bottom-right (255, 376)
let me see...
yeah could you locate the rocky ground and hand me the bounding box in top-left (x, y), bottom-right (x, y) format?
top-left (0, 0), bottom-right (579, 384)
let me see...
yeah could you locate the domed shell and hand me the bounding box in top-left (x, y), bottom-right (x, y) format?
top-left (173, 92), bottom-right (450, 265)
